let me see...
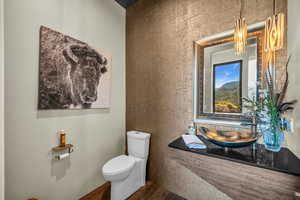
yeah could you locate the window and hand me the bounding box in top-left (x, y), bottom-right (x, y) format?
top-left (213, 60), bottom-right (242, 114)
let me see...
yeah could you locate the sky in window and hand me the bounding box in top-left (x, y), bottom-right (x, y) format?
top-left (214, 62), bottom-right (240, 88)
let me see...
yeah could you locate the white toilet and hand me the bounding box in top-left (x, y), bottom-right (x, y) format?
top-left (102, 131), bottom-right (151, 200)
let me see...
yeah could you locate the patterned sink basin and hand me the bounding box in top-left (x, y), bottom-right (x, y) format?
top-left (199, 127), bottom-right (259, 148)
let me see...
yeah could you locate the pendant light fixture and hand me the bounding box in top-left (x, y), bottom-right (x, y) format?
top-left (234, 0), bottom-right (248, 55)
top-left (264, 0), bottom-right (285, 52)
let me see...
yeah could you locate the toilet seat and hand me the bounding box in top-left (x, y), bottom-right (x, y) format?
top-left (103, 155), bottom-right (135, 177)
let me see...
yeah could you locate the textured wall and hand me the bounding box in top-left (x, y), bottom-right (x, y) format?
top-left (286, 0), bottom-right (300, 158)
top-left (126, 0), bottom-right (287, 199)
top-left (5, 0), bottom-right (125, 199)
top-left (0, 0), bottom-right (4, 199)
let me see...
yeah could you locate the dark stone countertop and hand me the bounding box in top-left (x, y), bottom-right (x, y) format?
top-left (168, 135), bottom-right (300, 176)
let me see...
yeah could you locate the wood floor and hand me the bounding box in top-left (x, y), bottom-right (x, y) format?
top-left (81, 182), bottom-right (187, 200)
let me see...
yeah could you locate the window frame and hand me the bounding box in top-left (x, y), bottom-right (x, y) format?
top-left (212, 60), bottom-right (243, 114)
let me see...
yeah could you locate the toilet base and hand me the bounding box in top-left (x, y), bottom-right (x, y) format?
top-left (110, 157), bottom-right (145, 200)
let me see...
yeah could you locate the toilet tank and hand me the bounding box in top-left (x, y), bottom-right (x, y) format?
top-left (127, 131), bottom-right (151, 159)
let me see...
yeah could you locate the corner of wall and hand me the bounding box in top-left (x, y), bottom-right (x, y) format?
top-left (286, 0), bottom-right (300, 158)
top-left (0, 0), bottom-right (4, 198)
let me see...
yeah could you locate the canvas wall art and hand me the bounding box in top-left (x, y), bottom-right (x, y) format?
top-left (38, 26), bottom-right (111, 109)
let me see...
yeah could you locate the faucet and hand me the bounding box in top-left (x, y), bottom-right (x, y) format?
top-left (240, 116), bottom-right (258, 137)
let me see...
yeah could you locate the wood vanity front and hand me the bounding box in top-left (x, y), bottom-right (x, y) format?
top-left (169, 136), bottom-right (300, 200)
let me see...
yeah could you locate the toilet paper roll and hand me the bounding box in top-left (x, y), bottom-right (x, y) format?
top-left (57, 153), bottom-right (70, 160)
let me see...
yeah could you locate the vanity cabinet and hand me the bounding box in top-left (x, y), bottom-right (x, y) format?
top-left (169, 136), bottom-right (300, 200)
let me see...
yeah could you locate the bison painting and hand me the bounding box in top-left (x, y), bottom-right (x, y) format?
top-left (38, 26), bottom-right (111, 109)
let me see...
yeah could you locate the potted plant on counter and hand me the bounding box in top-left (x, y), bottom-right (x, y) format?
top-left (243, 56), bottom-right (297, 152)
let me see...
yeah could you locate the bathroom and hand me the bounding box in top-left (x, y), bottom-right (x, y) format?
top-left (0, 0), bottom-right (300, 199)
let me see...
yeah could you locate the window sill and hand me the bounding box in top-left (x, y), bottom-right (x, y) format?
top-left (194, 118), bottom-right (246, 128)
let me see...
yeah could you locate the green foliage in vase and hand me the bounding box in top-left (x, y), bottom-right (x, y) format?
top-left (243, 56), bottom-right (297, 131)
top-left (242, 96), bottom-right (263, 118)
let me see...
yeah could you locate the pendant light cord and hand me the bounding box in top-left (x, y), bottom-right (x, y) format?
top-left (240, 0), bottom-right (243, 18)
top-left (273, 0), bottom-right (276, 15)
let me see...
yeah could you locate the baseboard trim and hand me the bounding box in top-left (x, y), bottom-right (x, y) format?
top-left (79, 182), bottom-right (110, 200)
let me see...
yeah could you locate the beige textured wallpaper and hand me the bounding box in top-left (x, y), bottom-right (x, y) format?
top-left (126, 0), bottom-right (287, 199)
top-left (0, 0), bottom-right (4, 198)
top-left (286, 0), bottom-right (300, 158)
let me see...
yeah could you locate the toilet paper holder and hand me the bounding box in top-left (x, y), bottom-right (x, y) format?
top-left (52, 144), bottom-right (74, 160)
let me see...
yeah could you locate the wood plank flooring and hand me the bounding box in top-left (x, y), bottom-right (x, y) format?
top-left (81, 182), bottom-right (186, 200)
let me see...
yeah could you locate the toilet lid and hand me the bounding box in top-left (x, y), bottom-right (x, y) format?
top-left (103, 155), bottom-right (135, 175)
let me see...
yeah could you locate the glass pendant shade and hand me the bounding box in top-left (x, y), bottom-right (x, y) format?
top-left (262, 50), bottom-right (275, 74)
top-left (234, 18), bottom-right (248, 55)
top-left (264, 13), bottom-right (285, 52)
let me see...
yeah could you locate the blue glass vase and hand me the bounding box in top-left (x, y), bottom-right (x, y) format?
top-left (262, 127), bottom-right (284, 152)
top-left (258, 110), bottom-right (284, 152)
